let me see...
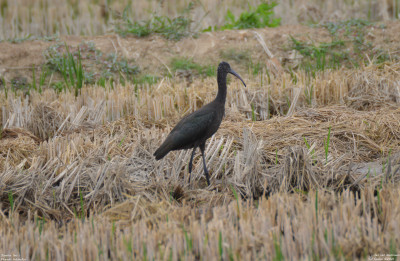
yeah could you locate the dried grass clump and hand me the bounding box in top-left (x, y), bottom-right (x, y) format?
top-left (3, 105), bottom-right (400, 220)
top-left (217, 106), bottom-right (400, 195)
top-left (345, 63), bottom-right (400, 110)
top-left (221, 106), bottom-right (400, 164)
top-left (276, 146), bottom-right (318, 192)
top-left (26, 102), bottom-right (64, 140)
top-left (0, 128), bottom-right (39, 171)
top-left (226, 63), bottom-right (400, 121)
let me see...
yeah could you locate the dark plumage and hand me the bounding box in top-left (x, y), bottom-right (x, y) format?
top-left (154, 62), bottom-right (246, 185)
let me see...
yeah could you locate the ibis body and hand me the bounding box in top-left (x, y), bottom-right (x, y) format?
top-left (154, 62), bottom-right (246, 185)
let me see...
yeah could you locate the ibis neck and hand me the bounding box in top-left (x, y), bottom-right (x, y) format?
top-left (215, 72), bottom-right (227, 104)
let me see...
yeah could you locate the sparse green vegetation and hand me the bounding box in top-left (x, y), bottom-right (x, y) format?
top-left (4, 34), bottom-right (33, 43)
top-left (104, 53), bottom-right (140, 82)
top-left (290, 36), bottom-right (346, 71)
top-left (44, 43), bottom-right (92, 95)
top-left (250, 61), bottom-right (264, 75)
top-left (50, 81), bottom-right (64, 93)
top-left (116, 15), bottom-right (192, 40)
top-left (171, 57), bottom-right (216, 77)
top-left (1, 34), bottom-right (60, 43)
top-left (43, 41), bottom-right (140, 92)
top-left (204, 2), bottom-right (281, 31)
top-left (220, 48), bottom-right (266, 75)
top-left (115, 3), bottom-right (194, 40)
top-left (290, 19), bottom-right (393, 74)
top-left (10, 76), bottom-right (30, 91)
top-left (134, 74), bottom-right (160, 85)
top-left (220, 49), bottom-right (251, 64)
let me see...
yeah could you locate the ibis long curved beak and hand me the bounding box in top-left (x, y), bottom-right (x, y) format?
top-left (229, 68), bottom-right (246, 87)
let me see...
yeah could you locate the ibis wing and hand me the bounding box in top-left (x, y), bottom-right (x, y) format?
top-left (166, 109), bottom-right (216, 150)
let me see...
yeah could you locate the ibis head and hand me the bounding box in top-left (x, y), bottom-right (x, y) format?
top-left (218, 61), bottom-right (246, 88)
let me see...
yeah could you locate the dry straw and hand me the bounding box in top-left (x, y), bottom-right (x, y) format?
top-left (1, 187), bottom-right (399, 259)
top-left (1, 62), bottom-right (400, 259)
top-left (0, 0), bottom-right (397, 40)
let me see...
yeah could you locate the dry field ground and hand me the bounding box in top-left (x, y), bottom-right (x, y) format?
top-left (1, 0), bottom-right (400, 260)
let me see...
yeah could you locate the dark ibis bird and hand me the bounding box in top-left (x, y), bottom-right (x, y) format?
top-left (154, 62), bottom-right (246, 186)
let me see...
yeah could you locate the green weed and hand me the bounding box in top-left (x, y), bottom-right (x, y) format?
top-left (51, 81), bottom-right (64, 93)
top-left (251, 103), bottom-right (256, 121)
top-left (291, 19), bottom-right (393, 73)
top-left (291, 36), bottom-right (346, 72)
top-left (142, 242), bottom-right (147, 261)
top-left (303, 137), bottom-right (316, 163)
top-left (324, 127), bottom-right (331, 164)
top-left (171, 57), bottom-right (215, 77)
top-left (0, 0), bottom-right (7, 18)
top-left (389, 237), bottom-right (397, 260)
top-left (104, 53), bottom-right (140, 83)
top-left (8, 191), bottom-right (14, 213)
top-left (229, 184), bottom-right (240, 216)
top-left (39, 66), bottom-right (49, 92)
top-left (323, 19), bottom-right (374, 65)
top-left (315, 190), bottom-right (319, 223)
top-left (79, 189), bottom-right (85, 221)
top-left (204, 2), bottom-right (280, 31)
top-left (377, 188), bottom-right (382, 215)
top-left (250, 61), bottom-right (264, 75)
top-left (44, 43), bottom-right (86, 95)
top-left (272, 234), bottom-right (284, 261)
top-left (6, 34), bottom-right (33, 43)
top-left (10, 76), bottom-right (30, 91)
top-left (218, 231), bottom-right (223, 261)
top-left (220, 49), bottom-right (251, 64)
top-left (311, 230), bottom-right (319, 260)
top-left (2, 34), bottom-right (60, 43)
top-left (32, 66), bottom-right (37, 92)
top-left (31, 66), bottom-right (47, 94)
top-left (44, 42), bottom-right (139, 91)
top-left (228, 247), bottom-right (235, 261)
top-left (304, 83), bottom-right (314, 105)
top-left (288, 68), bottom-right (298, 83)
top-left (220, 48), bottom-right (263, 75)
top-left (105, 53), bottom-right (139, 76)
top-left (0, 77), bottom-right (6, 98)
top-left (37, 216), bottom-right (45, 236)
top-left (182, 225), bottom-right (193, 254)
top-left (116, 3), bottom-right (194, 40)
top-left (134, 74), bottom-right (159, 85)
top-left (96, 76), bottom-right (108, 88)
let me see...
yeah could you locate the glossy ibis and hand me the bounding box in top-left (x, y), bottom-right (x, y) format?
top-left (154, 62), bottom-right (246, 186)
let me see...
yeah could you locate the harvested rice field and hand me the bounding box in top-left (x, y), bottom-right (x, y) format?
top-left (1, 0), bottom-right (400, 260)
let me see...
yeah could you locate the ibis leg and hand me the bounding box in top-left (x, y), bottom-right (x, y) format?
top-left (188, 147), bottom-right (196, 184)
top-left (200, 143), bottom-right (211, 186)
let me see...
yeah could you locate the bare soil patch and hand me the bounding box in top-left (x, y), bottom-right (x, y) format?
top-left (1, 21), bottom-right (400, 84)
